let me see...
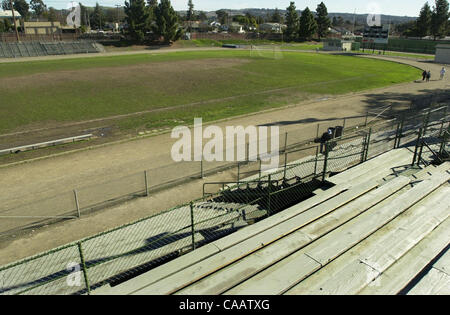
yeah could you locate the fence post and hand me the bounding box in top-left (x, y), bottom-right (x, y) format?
top-left (394, 122), bottom-right (401, 149)
top-left (200, 159), bottom-right (203, 179)
top-left (322, 142), bottom-right (329, 183)
top-left (283, 152), bottom-right (288, 181)
top-left (77, 242), bottom-right (90, 295)
top-left (316, 123), bottom-right (320, 139)
top-left (144, 170), bottom-right (149, 196)
top-left (365, 128), bottom-right (372, 161)
top-left (397, 115), bottom-right (405, 149)
top-left (365, 112), bottom-right (369, 127)
top-left (267, 174), bottom-right (272, 216)
top-left (73, 189), bottom-right (81, 218)
top-left (314, 146), bottom-right (319, 176)
top-left (237, 162), bottom-right (240, 183)
top-left (412, 128), bottom-right (422, 166)
top-left (342, 118), bottom-right (346, 135)
top-left (417, 140), bottom-right (424, 166)
top-left (360, 133), bottom-right (367, 164)
top-left (258, 158), bottom-right (262, 179)
top-left (190, 202), bottom-right (196, 251)
top-left (284, 132), bottom-right (288, 152)
top-left (246, 142), bottom-right (250, 163)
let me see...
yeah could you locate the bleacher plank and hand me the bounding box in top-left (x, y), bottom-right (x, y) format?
top-left (225, 172), bottom-right (449, 295)
top-left (358, 218), bottom-right (450, 295)
top-left (285, 186), bottom-right (450, 295)
top-left (131, 181), bottom-right (379, 295)
top-left (176, 177), bottom-right (410, 295)
top-left (407, 249), bottom-right (450, 295)
top-left (306, 173), bottom-right (449, 266)
top-left (329, 148), bottom-right (410, 185)
top-left (94, 183), bottom-right (352, 295)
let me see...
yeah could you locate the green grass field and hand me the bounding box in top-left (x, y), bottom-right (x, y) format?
top-left (0, 50), bottom-right (420, 135)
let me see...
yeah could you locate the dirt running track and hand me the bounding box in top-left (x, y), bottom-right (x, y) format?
top-left (0, 51), bottom-right (448, 265)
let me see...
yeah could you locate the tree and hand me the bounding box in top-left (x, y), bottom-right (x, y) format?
top-left (315, 2), bottom-right (331, 40)
top-left (1, 0), bottom-right (11, 10)
top-left (30, 0), bottom-right (47, 18)
top-left (124, 0), bottom-right (150, 42)
top-left (215, 9), bottom-right (228, 25)
top-left (299, 7), bottom-right (317, 41)
top-left (271, 8), bottom-right (283, 23)
top-left (416, 3), bottom-right (432, 38)
top-left (431, 0), bottom-right (449, 39)
top-left (153, 0), bottom-right (182, 43)
top-left (284, 2), bottom-right (299, 41)
top-left (186, 0), bottom-right (195, 21)
top-left (197, 10), bottom-right (207, 21)
top-left (91, 2), bottom-right (105, 29)
top-left (46, 7), bottom-right (57, 22)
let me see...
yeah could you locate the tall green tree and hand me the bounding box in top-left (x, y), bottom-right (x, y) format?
top-left (284, 2), bottom-right (299, 41)
top-left (431, 0), bottom-right (449, 39)
top-left (416, 3), bottom-right (432, 37)
top-left (30, 0), bottom-right (47, 18)
top-left (271, 8), bottom-right (283, 23)
top-left (186, 0), bottom-right (195, 21)
top-left (91, 3), bottom-right (105, 29)
top-left (215, 9), bottom-right (228, 25)
top-left (153, 0), bottom-right (182, 43)
top-left (299, 7), bottom-right (317, 41)
top-left (124, 0), bottom-right (150, 42)
top-left (197, 10), bottom-right (207, 21)
top-left (315, 2), bottom-right (331, 40)
top-left (46, 7), bottom-right (57, 22)
top-left (1, 0), bottom-right (11, 10)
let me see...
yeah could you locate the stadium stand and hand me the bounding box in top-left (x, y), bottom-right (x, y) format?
top-left (0, 41), bottom-right (101, 58)
top-left (92, 146), bottom-right (450, 295)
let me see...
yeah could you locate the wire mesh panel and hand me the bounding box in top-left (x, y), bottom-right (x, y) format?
top-left (81, 204), bottom-right (196, 288)
top-left (0, 190), bottom-right (78, 236)
top-left (326, 134), bottom-right (365, 173)
top-left (0, 244), bottom-right (83, 295)
top-left (76, 172), bottom-right (146, 212)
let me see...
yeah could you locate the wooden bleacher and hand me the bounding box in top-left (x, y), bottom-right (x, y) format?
top-left (92, 147), bottom-right (450, 295)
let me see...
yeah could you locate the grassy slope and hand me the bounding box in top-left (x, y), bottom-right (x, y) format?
top-left (0, 50), bottom-right (420, 133)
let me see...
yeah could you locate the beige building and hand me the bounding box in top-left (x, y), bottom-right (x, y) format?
top-left (323, 39), bottom-right (353, 52)
top-left (23, 21), bottom-right (61, 35)
top-left (435, 44), bottom-right (450, 64)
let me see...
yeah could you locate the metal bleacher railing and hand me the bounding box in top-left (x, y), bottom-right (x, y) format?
top-left (0, 104), bottom-right (448, 295)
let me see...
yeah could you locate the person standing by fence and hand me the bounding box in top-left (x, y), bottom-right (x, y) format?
top-left (426, 70), bottom-right (431, 82)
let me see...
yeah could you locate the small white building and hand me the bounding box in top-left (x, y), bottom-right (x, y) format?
top-left (323, 39), bottom-right (353, 52)
top-left (435, 44), bottom-right (450, 64)
top-left (0, 9), bottom-right (21, 24)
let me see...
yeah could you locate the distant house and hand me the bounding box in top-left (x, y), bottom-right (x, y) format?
top-left (259, 23), bottom-right (286, 34)
top-left (230, 22), bottom-right (245, 34)
top-left (24, 22), bottom-right (61, 35)
top-left (0, 10), bottom-right (21, 24)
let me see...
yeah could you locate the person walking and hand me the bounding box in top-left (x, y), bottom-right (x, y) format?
top-left (440, 67), bottom-right (446, 80)
top-left (426, 70), bottom-right (431, 82)
top-left (422, 70), bottom-right (427, 81)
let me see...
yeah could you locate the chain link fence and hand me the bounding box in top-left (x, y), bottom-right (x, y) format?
top-left (0, 103), bottom-right (449, 295)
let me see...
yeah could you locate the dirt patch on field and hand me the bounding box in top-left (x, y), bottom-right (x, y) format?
top-left (0, 58), bottom-right (251, 90)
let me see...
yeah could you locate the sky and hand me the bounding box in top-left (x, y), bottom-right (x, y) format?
top-left (44, 0), bottom-right (436, 17)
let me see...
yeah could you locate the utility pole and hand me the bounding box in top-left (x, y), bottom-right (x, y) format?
top-left (9, 0), bottom-right (20, 42)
